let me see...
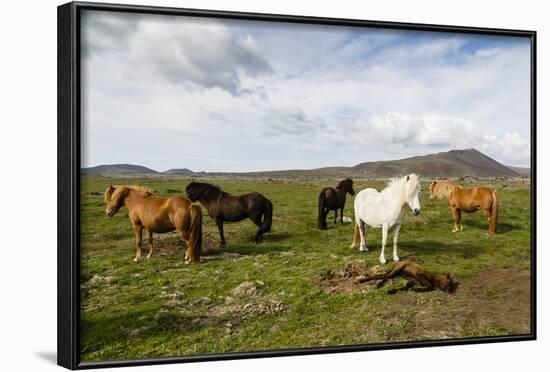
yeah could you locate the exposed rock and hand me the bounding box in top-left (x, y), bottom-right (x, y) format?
top-left (232, 281), bottom-right (260, 297)
top-left (87, 274), bottom-right (115, 286)
top-left (194, 296), bottom-right (212, 306)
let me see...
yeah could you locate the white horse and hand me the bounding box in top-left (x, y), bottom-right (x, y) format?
top-left (350, 174), bottom-right (421, 264)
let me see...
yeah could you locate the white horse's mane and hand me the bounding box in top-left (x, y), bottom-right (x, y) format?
top-left (383, 174), bottom-right (420, 197)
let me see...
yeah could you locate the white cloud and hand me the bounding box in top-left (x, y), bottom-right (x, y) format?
top-left (351, 113), bottom-right (530, 165)
top-left (82, 11), bottom-right (272, 94)
top-left (81, 11), bottom-right (532, 171)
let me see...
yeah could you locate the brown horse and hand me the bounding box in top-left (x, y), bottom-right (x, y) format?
top-left (185, 182), bottom-right (273, 245)
top-left (359, 260), bottom-right (458, 294)
top-left (104, 185), bottom-right (202, 263)
top-left (318, 178), bottom-right (355, 230)
top-left (429, 180), bottom-right (498, 235)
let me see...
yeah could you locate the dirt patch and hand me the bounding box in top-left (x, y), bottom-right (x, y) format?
top-left (372, 267), bottom-right (531, 340)
top-left (155, 280), bottom-right (285, 333)
top-left (436, 267), bottom-right (531, 335)
top-left (314, 261), bottom-right (388, 294)
top-left (316, 262), bottom-right (530, 339)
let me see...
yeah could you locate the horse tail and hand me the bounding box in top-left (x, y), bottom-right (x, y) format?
top-left (490, 190), bottom-right (498, 235)
top-left (187, 204), bottom-right (203, 264)
top-left (318, 191), bottom-right (328, 230)
top-left (259, 199), bottom-right (273, 234)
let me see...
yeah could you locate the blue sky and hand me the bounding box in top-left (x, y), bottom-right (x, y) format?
top-left (81, 10), bottom-right (531, 171)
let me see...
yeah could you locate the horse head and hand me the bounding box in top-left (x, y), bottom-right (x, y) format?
top-left (404, 174), bottom-right (421, 216)
top-left (438, 273), bottom-right (459, 293)
top-left (339, 178), bottom-right (355, 196)
top-left (185, 182), bottom-right (203, 202)
top-left (104, 185), bottom-right (129, 217)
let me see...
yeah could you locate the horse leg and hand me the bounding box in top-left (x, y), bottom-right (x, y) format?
top-left (482, 208), bottom-right (491, 235)
top-left (146, 230), bottom-right (154, 259)
top-left (457, 209), bottom-right (464, 231)
top-left (358, 220), bottom-right (368, 252)
top-left (249, 213), bottom-right (263, 243)
top-left (379, 223), bottom-right (388, 264)
top-left (340, 208), bottom-right (344, 224)
top-left (215, 217), bottom-right (226, 246)
top-left (451, 207), bottom-right (459, 232)
top-left (392, 223), bottom-right (401, 262)
top-left (133, 224), bottom-right (143, 262)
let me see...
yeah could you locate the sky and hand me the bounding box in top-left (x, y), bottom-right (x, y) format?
top-left (80, 10), bottom-right (532, 172)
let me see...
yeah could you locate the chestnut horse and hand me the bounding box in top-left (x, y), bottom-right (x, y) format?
top-left (185, 182), bottom-right (273, 245)
top-left (104, 185), bottom-right (202, 263)
top-left (429, 180), bottom-right (498, 235)
top-left (318, 178), bottom-right (355, 230)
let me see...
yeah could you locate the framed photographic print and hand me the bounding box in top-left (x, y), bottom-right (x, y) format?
top-left (58, 1), bottom-right (536, 369)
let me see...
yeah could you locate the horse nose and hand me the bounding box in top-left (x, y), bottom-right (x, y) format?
top-left (414, 208), bottom-right (421, 216)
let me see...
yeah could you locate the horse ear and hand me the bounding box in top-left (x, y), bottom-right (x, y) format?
top-left (406, 175), bottom-right (410, 181)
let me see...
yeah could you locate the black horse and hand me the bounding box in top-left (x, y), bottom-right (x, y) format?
top-left (318, 178), bottom-right (355, 230)
top-left (185, 182), bottom-right (273, 245)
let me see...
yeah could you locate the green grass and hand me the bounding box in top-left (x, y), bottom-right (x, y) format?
top-left (80, 176), bottom-right (531, 361)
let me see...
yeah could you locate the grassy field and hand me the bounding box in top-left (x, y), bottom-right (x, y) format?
top-left (80, 176), bottom-right (532, 362)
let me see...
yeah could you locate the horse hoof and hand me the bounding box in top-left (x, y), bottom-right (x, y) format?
top-left (379, 257), bottom-right (387, 264)
top-left (133, 257), bottom-right (141, 263)
top-left (393, 256), bottom-right (400, 262)
top-left (359, 246), bottom-right (368, 252)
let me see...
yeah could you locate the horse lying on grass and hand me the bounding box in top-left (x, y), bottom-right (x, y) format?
top-left (104, 185), bottom-right (202, 263)
top-left (358, 261), bottom-right (458, 294)
top-left (430, 180), bottom-right (498, 235)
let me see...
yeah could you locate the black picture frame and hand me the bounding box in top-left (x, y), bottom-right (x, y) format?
top-left (58, 1), bottom-right (537, 369)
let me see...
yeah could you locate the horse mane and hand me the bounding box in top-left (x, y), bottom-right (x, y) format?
top-left (431, 180), bottom-right (463, 199)
top-left (383, 174), bottom-right (420, 196)
top-left (386, 177), bottom-right (405, 189)
top-left (336, 178), bottom-right (352, 189)
top-left (104, 185), bottom-right (153, 203)
top-left (115, 185), bottom-right (154, 195)
top-left (190, 182), bottom-right (230, 199)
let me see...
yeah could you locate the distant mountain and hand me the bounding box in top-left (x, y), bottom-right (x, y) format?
top-left (81, 164), bottom-right (159, 175)
top-left (163, 168), bottom-right (194, 175)
top-left (81, 149), bottom-right (524, 179)
top-left (507, 166), bottom-right (530, 177)
top-left (350, 149), bottom-right (520, 178)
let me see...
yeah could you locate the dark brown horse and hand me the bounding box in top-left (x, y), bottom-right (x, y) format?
top-left (104, 185), bottom-right (202, 263)
top-left (185, 182), bottom-right (273, 245)
top-left (318, 178), bottom-right (355, 230)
